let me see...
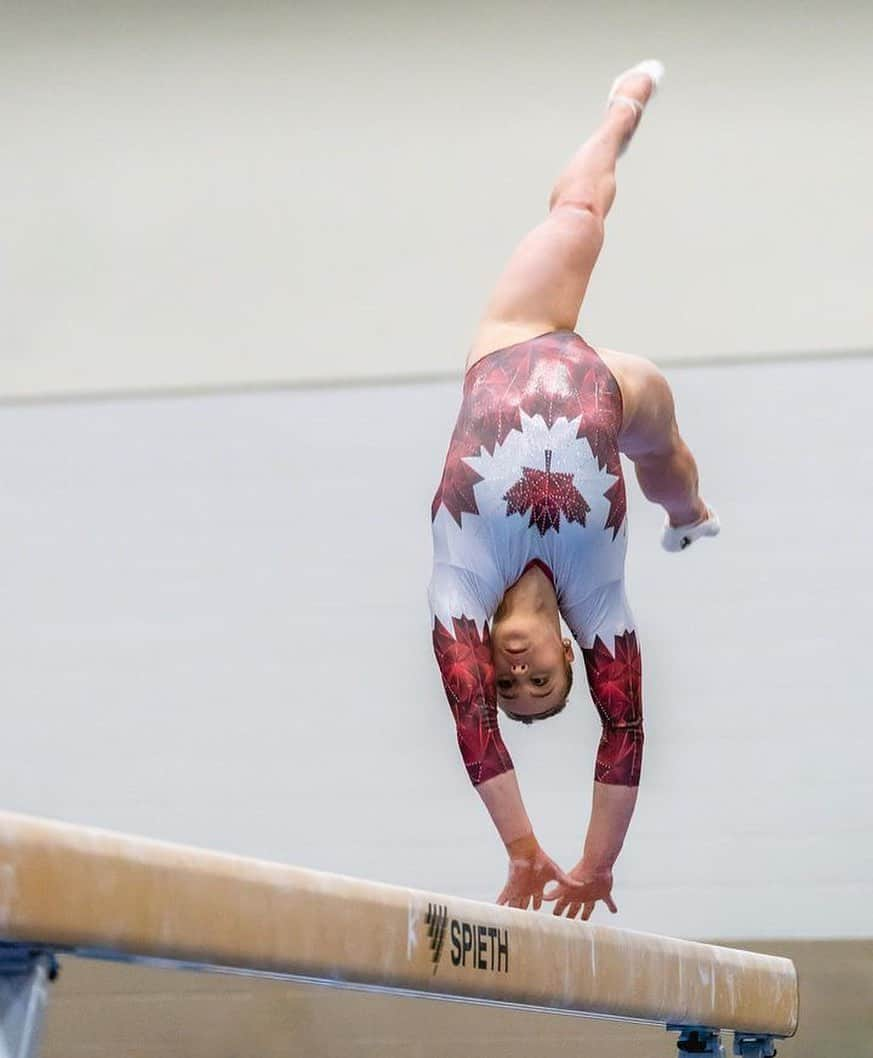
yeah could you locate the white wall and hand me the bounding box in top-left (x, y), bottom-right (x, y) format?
top-left (3, 1), bottom-right (872, 399)
top-left (2, 355), bottom-right (870, 940)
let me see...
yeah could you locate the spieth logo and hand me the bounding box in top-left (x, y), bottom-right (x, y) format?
top-left (425, 903), bottom-right (509, 976)
top-left (425, 903), bottom-right (450, 972)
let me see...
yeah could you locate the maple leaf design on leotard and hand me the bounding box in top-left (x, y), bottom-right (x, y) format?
top-left (503, 450), bottom-right (590, 535)
top-left (603, 477), bottom-right (627, 539)
top-left (564, 366), bottom-right (624, 471)
top-left (431, 437), bottom-right (484, 525)
top-left (431, 353), bottom-right (537, 525)
top-left (582, 630), bottom-right (643, 786)
top-left (431, 332), bottom-right (627, 535)
top-left (551, 362), bottom-right (626, 538)
top-left (432, 617), bottom-right (513, 786)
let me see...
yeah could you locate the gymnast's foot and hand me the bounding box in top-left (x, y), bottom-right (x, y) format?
top-left (607, 59), bottom-right (664, 150)
top-left (662, 504), bottom-right (721, 552)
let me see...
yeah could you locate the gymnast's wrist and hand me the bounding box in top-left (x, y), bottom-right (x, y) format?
top-left (578, 852), bottom-right (615, 875)
top-left (505, 833), bottom-right (539, 861)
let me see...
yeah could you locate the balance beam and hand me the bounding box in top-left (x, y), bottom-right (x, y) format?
top-left (0, 811), bottom-right (797, 1054)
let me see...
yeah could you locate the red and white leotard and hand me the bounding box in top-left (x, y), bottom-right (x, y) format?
top-left (429, 330), bottom-right (643, 789)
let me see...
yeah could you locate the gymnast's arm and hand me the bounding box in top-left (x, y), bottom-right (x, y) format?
top-left (431, 614), bottom-right (577, 908)
top-left (554, 601), bottom-right (644, 917)
top-left (544, 730), bottom-right (642, 919)
top-left (577, 782), bottom-right (637, 879)
top-left (542, 779), bottom-right (639, 921)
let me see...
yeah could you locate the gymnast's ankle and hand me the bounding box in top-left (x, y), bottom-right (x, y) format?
top-left (667, 498), bottom-right (709, 529)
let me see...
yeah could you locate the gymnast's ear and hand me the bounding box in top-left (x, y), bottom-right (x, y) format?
top-left (562, 638), bottom-right (574, 662)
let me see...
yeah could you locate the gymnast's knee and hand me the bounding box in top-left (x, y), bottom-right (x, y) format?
top-left (547, 184), bottom-right (612, 224)
top-left (544, 199), bottom-right (606, 252)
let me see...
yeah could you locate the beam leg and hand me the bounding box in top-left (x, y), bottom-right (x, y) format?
top-left (0, 948), bottom-right (57, 1058)
top-left (733, 1035), bottom-right (777, 1057)
top-left (668, 1025), bottom-right (725, 1056)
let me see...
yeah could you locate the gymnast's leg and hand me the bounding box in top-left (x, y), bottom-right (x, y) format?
top-left (467, 63), bottom-right (662, 371)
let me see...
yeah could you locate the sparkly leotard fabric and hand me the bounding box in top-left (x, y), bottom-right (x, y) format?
top-left (429, 330), bottom-right (643, 788)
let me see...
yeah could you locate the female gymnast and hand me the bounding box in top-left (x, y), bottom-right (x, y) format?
top-left (429, 61), bottom-right (719, 920)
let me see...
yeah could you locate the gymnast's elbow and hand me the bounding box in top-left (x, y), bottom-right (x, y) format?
top-left (594, 718), bottom-right (644, 787)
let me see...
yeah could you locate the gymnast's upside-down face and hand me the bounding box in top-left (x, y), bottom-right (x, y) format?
top-left (491, 617), bottom-right (574, 723)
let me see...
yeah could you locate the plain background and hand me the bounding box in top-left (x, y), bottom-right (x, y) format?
top-left (3, 0), bottom-right (872, 396)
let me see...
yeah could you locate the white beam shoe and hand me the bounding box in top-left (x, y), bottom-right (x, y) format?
top-left (661, 507), bottom-right (721, 552)
top-left (608, 59), bottom-right (665, 152)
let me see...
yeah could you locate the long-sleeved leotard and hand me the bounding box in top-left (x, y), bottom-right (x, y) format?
top-left (429, 330), bottom-right (643, 788)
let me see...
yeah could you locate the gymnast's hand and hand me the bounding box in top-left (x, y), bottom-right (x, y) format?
top-left (543, 861), bottom-right (618, 920)
top-left (496, 835), bottom-right (579, 911)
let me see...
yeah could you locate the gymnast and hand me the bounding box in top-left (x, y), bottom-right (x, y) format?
top-left (429, 61), bottom-right (719, 920)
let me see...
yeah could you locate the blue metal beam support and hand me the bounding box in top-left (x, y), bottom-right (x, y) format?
top-left (0, 947), bottom-right (57, 1058)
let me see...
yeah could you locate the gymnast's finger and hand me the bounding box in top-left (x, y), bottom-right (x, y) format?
top-left (556, 868), bottom-right (579, 889)
top-left (581, 901), bottom-right (595, 921)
